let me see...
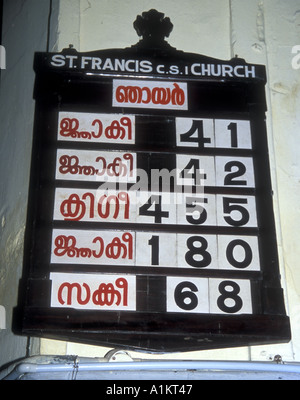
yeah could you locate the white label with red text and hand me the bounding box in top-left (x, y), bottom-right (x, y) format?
top-left (50, 273), bottom-right (136, 310)
top-left (56, 149), bottom-right (136, 182)
top-left (58, 112), bottom-right (135, 143)
top-left (51, 229), bottom-right (135, 265)
top-left (112, 79), bottom-right (188, 110)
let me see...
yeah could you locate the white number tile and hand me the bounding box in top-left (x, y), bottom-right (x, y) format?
top-left (176, 234), bottom-right (218, 269)
top-left (208, 278), bottom-right (253, 314)
top-left (166, 277), bottom-right (209, 313)
top-left (217, 235), bottom-right (260, 271)
top-left (216, 194), bottom-right (258, 227)
top-left (215, 156), bottom-right (255, 188)
top-left (176, 118), bottom-right (214, 148)
top-left (176, 193), bottom-right (217, 226)
top-left (214, 119), bottom-right (252, 149)
top-left (135, 232), bottom-right (177, 267)
top-left (135, 191), bottom-right (177, 225)
top-left (176, 154), bottom-right (216, 187)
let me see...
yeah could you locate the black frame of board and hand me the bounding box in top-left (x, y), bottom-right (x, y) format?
top-left (14, 10), bottom-right (291, 352)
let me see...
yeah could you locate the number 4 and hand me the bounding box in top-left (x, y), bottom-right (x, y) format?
top-left (180, 120), bottom-right (211, 148)
top-left (139, 195), bottom-right (169, 223)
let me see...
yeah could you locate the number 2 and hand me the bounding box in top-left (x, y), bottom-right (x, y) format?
top-left (224, 161), bottom-right (247, 186)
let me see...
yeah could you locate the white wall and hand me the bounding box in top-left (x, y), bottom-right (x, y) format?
top-left (1, 0), bottom-right (300, 367)
top-left (0, 0), bottom-right (55, 370)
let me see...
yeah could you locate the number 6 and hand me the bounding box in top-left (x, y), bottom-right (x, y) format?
top-left (174, 281), bottom-right (198, 310)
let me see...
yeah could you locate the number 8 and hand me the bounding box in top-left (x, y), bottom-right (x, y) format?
top-left (185, 236), bottom-right (211, 268)
top-left (217, 280), bottom-right (243, 313)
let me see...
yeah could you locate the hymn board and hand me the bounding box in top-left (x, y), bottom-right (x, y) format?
top-left (17, 10), bottom-right (291, 351)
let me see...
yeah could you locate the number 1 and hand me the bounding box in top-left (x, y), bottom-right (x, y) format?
top-left (227, 122), bottom-right (238, 148)
top-left (148, 235), bottom-right (159, 265)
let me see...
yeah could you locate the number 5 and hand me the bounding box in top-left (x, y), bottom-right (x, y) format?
top-left (186, 197), bottom-right (207, 224)
top-left (222, 197), bottom-right (250, 226)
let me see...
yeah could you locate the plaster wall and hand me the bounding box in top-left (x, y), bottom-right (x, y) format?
top-left (0, 0), bottom-right (53, 369)
top-left (1, 0), bottom-right (300, 368)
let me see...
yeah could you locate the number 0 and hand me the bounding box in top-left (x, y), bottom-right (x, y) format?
top-left (226, 239), bottom-right (253, 268)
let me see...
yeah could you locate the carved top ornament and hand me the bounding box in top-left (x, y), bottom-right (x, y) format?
top-left (133, 9), bottom-right (174, 49)
top-left (35, 9), bottom-right (266, 83)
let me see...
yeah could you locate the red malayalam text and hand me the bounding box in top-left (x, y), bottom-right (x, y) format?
top-left (54, 232), bottom-right (133, 260)
top-left (115, 83), bottom-right (185, 106)
top-left (57, 277), bottom-right (128, 307)
top-left (58, 153), bottom-right (134, 177)
top-left (59, 116), bottom-right (132, 140)
top-left (60, 191), bottom-right (130, 221)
